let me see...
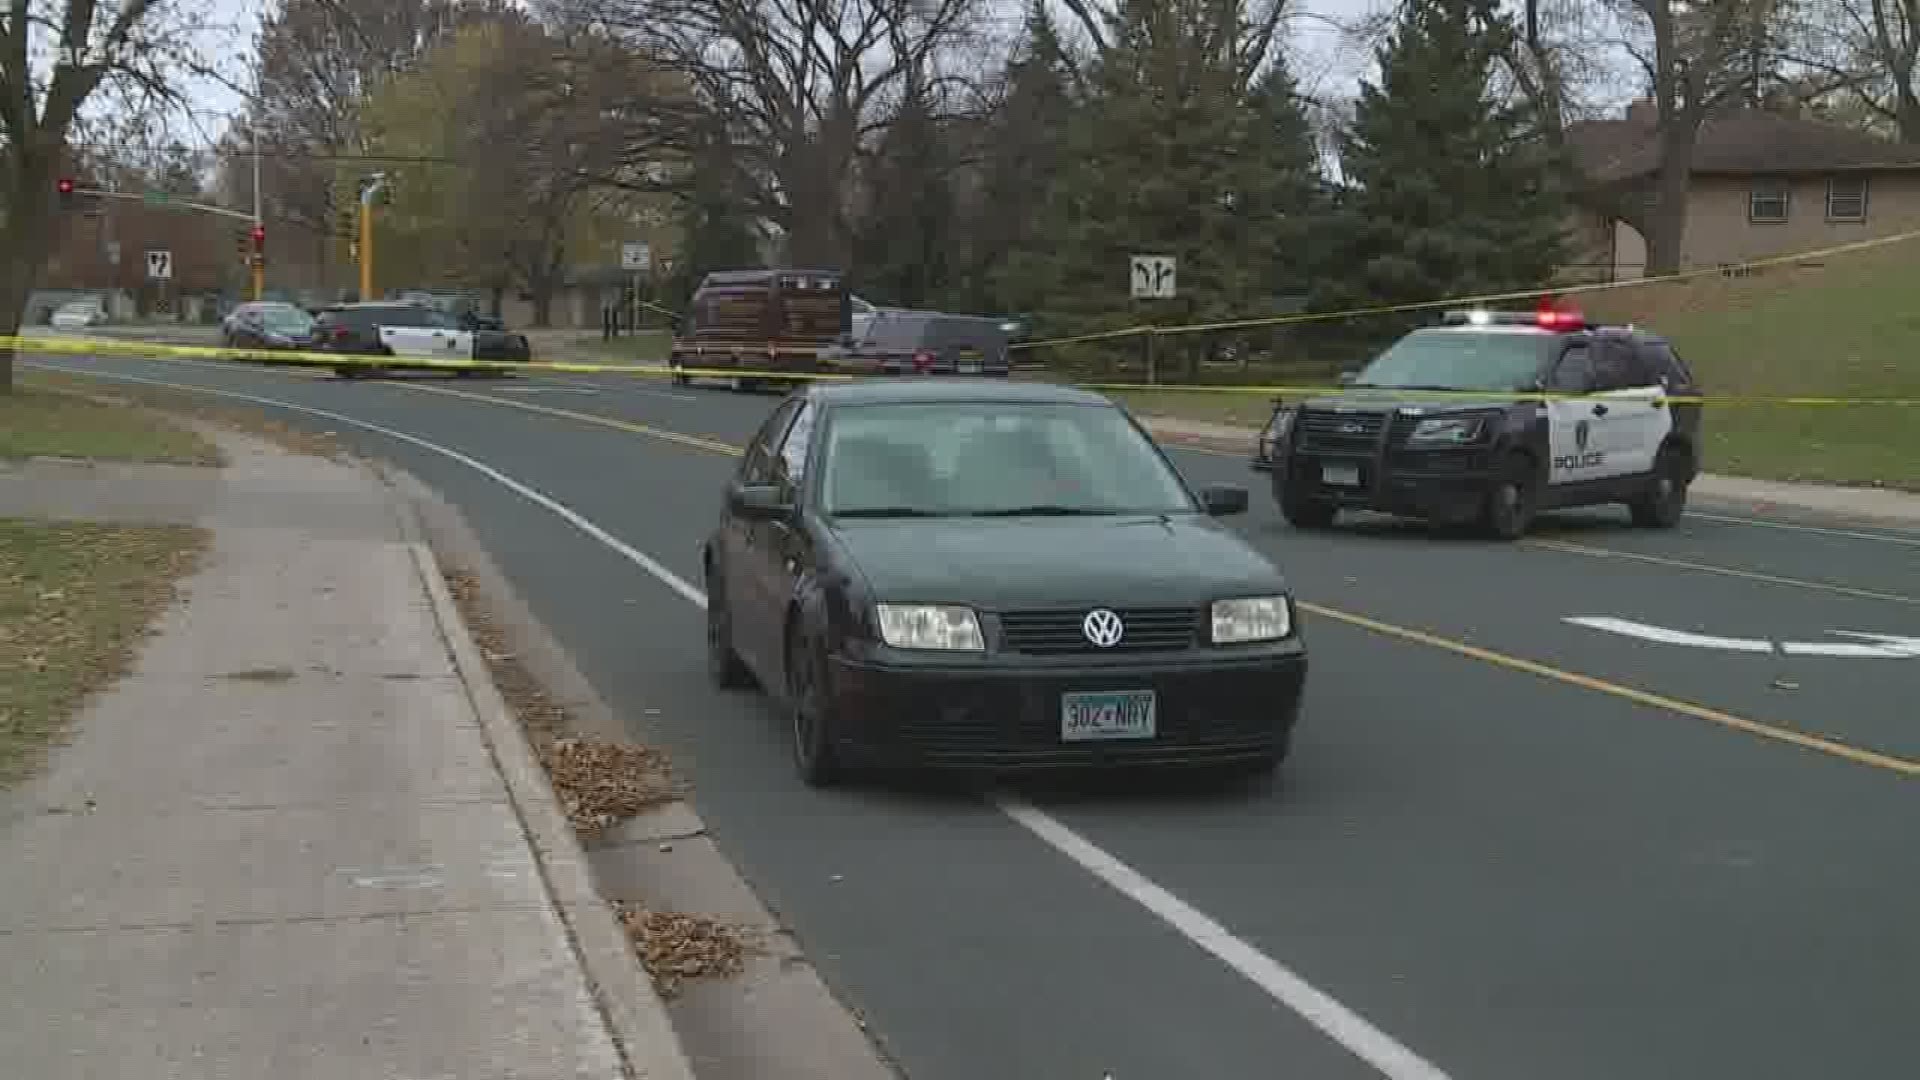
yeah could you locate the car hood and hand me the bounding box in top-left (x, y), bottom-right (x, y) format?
top-left (830, 514), bottom-right (1288, 608)
top-left (1295, 390), bottom-right (1523, 415)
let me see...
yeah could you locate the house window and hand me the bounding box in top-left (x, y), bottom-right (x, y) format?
top-left (1749, 179), bottom-right (1789, 223)
top-left (1826, 176), bottom-right (1868, 222)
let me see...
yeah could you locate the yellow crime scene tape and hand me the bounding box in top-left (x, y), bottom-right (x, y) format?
top-left (10, 226), bottom-right (1920, 407)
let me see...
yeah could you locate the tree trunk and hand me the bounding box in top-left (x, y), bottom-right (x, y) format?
top-left (0, 152), bottom-right (58, 393)
top-left (1643, 118), bottom-right (1698, 276)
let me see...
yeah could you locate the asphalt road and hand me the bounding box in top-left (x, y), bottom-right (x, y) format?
top-left (35, 353), bottom-right (1919, 1080)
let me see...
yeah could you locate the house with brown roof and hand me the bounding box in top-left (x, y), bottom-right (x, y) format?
top-left (1562, 103), bottom-right (1920, 281)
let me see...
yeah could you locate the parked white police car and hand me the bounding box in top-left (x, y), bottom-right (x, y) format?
top-left (1251, 306), bottom-right (1703, 540)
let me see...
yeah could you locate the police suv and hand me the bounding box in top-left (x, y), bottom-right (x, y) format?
top-left (1251, 307), bottom-right (1702, 540)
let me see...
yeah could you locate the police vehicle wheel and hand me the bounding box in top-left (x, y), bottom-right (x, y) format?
top-left (1482, 453), bottom-right (1539, 541)
top-left (1630, 446), bottom-right (1690, 528)
top-left (1280, 492), bottom-right (1337, 529)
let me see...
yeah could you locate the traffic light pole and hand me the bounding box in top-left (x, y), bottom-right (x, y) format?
top-left (250, 127), bottom-right (265, 301)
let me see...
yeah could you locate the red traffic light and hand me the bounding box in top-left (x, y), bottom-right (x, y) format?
top-left (250, 224), bottom-right (265, 249)
top-left (57, 177), bottom-right (74, 194)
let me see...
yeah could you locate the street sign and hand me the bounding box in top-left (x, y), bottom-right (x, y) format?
top-left (621, 241), bottom-right (651, 272)
top-left (1130, 255), bottom-right (1176, 299)
top-left (143, 190), bottom-right (169, 206)
top-left (145, 249), bottom-right (173, 280)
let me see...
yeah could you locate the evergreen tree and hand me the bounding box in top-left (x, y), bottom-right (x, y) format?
top-left (1006, 0), bottom-right (1324, 350)
top-left (853, 78), bottom-right (956, 307)
top-left (969, 0), bottom-right (1076, 313)
top-left (1324, 0), bottom-right (1568, 316)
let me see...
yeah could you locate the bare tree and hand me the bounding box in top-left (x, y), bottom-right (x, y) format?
top-left (1, 0), bottom-right (226, 390)
top-left (553, 0), bottom-right (985, 266)
top-left (1607, 0), bottom-right (1788, 273)
top-left (1785, 0), bottom-right (1920, 138)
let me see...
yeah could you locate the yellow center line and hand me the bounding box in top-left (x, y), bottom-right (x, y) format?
top-left (362, 381), bottom-right (1920, 779)
top-left (1522, 537), bottom-right (1920, 605)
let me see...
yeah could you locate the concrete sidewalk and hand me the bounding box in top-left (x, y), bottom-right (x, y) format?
top-left (1140, 414), bottom-right (1920, 528)
top-left (0, 427), bottom-right (693, 1079)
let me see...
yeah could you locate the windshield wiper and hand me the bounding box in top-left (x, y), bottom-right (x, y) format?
top-left (831, 506), bottom-right (948, 518)
top-left (968, 505), bottom-right (1118, 517)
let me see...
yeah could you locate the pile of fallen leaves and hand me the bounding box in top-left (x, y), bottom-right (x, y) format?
top-left (616, 902), bottom-right (748, 998)
top-left (443, 571), bottom-right (676, 833)
top-left (538, 735), bottom-right (675, 834)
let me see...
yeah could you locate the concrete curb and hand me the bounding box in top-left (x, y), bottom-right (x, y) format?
top-left (399, 512), bottom-right (699, 1080)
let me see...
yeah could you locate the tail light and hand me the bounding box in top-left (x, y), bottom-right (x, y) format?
top-left (912, 350), bottom-right (935, 373)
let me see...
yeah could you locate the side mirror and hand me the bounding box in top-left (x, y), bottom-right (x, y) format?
top-left (1198, 483), bottom-right (1250, 516)
top-left (1337, 371), bottom-right (1358, 386)
top-left (728, 481), bottom-right (792, 521)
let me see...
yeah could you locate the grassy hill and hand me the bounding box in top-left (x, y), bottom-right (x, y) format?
top-left (1580, 236), bottom-right (1920, 490)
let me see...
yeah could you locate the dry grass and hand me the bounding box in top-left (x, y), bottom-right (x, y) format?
top-left (0, 520), bottom-right (206, 786)
top-left (20, 370), bottom-right (351, 460)
top-left (0, 385), bottom-right (221, 464)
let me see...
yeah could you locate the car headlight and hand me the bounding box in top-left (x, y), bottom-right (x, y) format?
top-left (874, 603), bottom-right (985, 651)
top-left (1211, 596), bottom-right (1292, 644)
top-left (1406, 414), bottom-right (1489, 445)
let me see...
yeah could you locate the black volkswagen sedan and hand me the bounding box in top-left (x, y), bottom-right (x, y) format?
top-left (701, 379), bottom-right (1308, 787)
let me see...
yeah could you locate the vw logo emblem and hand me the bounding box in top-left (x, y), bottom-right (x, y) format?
top-left (1082, 608), bottom-right (1125, 648)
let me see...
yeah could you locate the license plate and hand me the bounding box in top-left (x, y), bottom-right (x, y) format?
top-left (1322, 463), bottom-right (1361, 487)
top-left (1061, 690), bottom-right (1156, 742)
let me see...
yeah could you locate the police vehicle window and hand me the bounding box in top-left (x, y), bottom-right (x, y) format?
top-left (1589, 339), bottom-right (1637, 390)
top-left (1548, 346), bottom-right (1595, 392)
top-left (819, 402), bottom-right (1196, 517)
top-left (1639, 341), bottom-right (1693, 388)
top-left (1353, 329), bottom-right (1554, 392)
top-left (741, 400), bottom-right (801, 485)
top-left (775, 400), bottom-right (817, 488)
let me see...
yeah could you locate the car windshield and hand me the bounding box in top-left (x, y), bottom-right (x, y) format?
top-left (1353, 329), bottom-right (1552, 392)
top-left (818, 401), bottom-right (1197, 517)
top-left (259, 306), bottom-right (313, 332)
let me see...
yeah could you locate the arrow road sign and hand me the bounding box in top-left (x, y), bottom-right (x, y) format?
top-left (1566, 616), bottom-right (1920, 658)
top-left (1130, 254), bottom-right (1176, 300)
top-left (144, 249), bottom-right (172, 280)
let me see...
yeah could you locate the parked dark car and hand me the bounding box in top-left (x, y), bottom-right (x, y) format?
top-left (824, 309), bottom-right (1012, 377)
top-left (221, 301), bottom-right (316, 352)
top-left (701, 378), bottom-right (1306, 787)
top-left (311, 302), bottom-right (532, 377)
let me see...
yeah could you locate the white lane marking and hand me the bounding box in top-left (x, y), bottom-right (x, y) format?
top-left (525, 373), bottom-right (697, 401)
top-left (997, 797), bottom-right (1450, 1080)
top-left (1687, 510), bottom-right (1920, 548)
top-left (38, 360), bottom-right (1450, 1080)
top-left (1566, 616), bottom-right (1920, 658)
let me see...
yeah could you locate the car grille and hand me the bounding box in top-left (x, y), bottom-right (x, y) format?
top-left (1297, 409), bottom-right (1387, 454)
top-left (998, 606), bottom-right (1201, 655)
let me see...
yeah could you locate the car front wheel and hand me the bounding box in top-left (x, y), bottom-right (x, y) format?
top-left (786, 630), bottom-right (843, 788)
top-left (1481, 452), bottom-right (1540, 541)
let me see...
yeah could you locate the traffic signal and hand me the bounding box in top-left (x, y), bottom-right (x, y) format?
top-left (250, 224), bottom-right (265, 251)
top-left (57, 176), bottom-right (75, 208)
top-left (235, 227), bottom-right (250, 259)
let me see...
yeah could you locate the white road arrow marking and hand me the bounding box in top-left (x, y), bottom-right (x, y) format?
top-left (1566, 617), bottom-right (1920, 658)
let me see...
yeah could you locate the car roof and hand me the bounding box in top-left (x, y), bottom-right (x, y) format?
top-left (804, 379), bottom-right (1109, 407)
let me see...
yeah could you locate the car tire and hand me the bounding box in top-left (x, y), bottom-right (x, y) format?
top-left (1630, 445), bottom-right (1690, 528)
top-left (333, 365), bottom-right (361, 379)
top-left (786, 630), bottom-right (843, 788)
top-left (1481, 452), bottom-right (1539, 541)
top-left (1280, 486), bottom-right (1337, 529)
top-left (704, 566), bottom-right (755, 690)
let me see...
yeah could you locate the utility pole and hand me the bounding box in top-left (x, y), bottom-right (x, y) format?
top-left (358, 172), bottom-right (388, 301)
top-left (251, 122), bottom-right (265, 301)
